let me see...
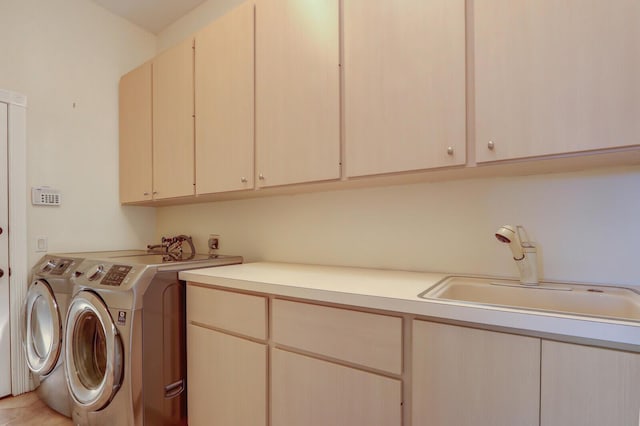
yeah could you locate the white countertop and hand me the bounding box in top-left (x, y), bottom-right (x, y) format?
top-left (180, 262), bottom-right (640, 351)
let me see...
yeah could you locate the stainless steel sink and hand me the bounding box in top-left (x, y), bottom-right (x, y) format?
top-left (419, 276), bottom-right (640, 322)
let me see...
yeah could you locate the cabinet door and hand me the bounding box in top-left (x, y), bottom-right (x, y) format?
top-left (195, 1), bottom-right (254, 194)
top-left (412, 320), bottom-right (540, 426)
top-left (474, 0), bottom-right (640, 162)
top-left (255, 0), bottom-right (340, 187)
top-left (271, 349), bottom-right (401, 426)
top-left (187, 325), bottom-right (267, 426)
top-left (153, 38), bottom-right (195, 199)
top-left (119, 62), bottom-right (152, 203)
top-left (541, 340), bottom-right (640, 426)
top-left (344, 0), bottom-right (466, 177)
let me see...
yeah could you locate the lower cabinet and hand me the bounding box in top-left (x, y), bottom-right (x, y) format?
top-left (541, 340), bottom-right (640, 426)
top-left (187, 324), bottom-right (267, 426)
top-left (412, 320), bottom-right (540, 426)
top-left (271, 349), bottom-right (402, 426)
top-left (413, 320), bottom-right (640, 426)
top-left (187, 282), bottom-right (640, 426)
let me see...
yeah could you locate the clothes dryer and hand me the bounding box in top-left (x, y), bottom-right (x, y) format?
top-left (23, 254), bottom-right (84, 417)
top-left (64, 252), bottom-right (242, 426)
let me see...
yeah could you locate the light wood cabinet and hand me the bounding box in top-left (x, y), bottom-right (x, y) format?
top-left (271, 348), bottom-right (401, 426)
top-left (541, 340), bottom-right (640, 426)
top-left (474, 0), bottom-right (640, 162)
top-left (195, 2), bottom-right (254, 194)
top-left (187, 325), bottom-right (267, 426)
top-left (270, 300), bottom-right (402, 425)
top-left (187, 286), bottom-right (268, 426)
top-left (412, 320), bottom-right (540, 426)
top-left (119, 62), bottom-right (152, 203)
top-left (255, 0), bottom-right (340, 187)
top-left (344, 0), bottom-right (466, 177)
top-left (152, 37), bottom-right (195, 199)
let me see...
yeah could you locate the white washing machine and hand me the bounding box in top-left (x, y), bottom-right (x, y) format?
top-left (23, 254), bottom-right (84, 417)
top-left (64, 252), bottom-right (243, 426)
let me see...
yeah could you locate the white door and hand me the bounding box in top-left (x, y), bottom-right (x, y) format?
top-left (0, 101), bottom-right (10, 397)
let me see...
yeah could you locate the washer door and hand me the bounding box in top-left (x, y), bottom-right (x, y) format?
top-left (65, 291), bottom-right (123, 411)
top-left (23, 280), bottom-right (62, 376)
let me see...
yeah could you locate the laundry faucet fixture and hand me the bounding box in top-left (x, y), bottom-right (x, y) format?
top-left (495, 225), bottom-right (539, 285)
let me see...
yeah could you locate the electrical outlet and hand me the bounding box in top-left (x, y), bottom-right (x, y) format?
top-left (208, 234), bottom-right (220, 251)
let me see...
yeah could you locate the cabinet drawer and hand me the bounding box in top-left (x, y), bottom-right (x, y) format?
top-left (272, 299), bottom-right (402, 374)
top-left (187, 284), bottom-right (267, 340)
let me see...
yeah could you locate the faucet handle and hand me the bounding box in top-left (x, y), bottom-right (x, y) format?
top-left (516, 225), bottom-right (536, 249)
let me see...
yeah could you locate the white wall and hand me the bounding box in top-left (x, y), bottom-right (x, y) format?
top-left (0, 0), bottom-right (158, 267)
top-left (156, 166), bottom-right (640, 287)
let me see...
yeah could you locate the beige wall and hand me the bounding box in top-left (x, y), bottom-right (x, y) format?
top-left (156, 166), bottom-right (640, 287)
top-left (0, 0), bottom-right (158, 267)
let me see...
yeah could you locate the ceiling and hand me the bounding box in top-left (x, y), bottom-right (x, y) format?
top-left (90, 0), bottom-right (208, 34)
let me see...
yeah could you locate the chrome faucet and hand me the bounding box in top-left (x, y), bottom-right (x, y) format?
top-left (495, 225), bottom-right (539, 285)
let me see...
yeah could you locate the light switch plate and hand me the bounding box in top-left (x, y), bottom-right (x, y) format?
top-left (35, 236), bottom-right (48, 252)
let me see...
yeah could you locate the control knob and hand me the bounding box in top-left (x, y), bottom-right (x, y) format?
top-left (40, 259), bottom-right (56, 273)
top-left (87, 264), bottom-right (105, 281)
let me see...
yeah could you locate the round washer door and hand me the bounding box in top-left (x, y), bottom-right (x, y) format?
top-left (23, 279), bottom-right (62, 376)
top-left (65, 290), bottom-right (123, 411)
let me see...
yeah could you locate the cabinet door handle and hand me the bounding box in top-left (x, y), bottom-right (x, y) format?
top-left (258, 174), bottom-right (265, 180)
top-left (447, 147), bottom-right (454, 156)
top-left (241, 177), bottom-right (247, 183)
top-left (488, 140), bottom-right (495, 150)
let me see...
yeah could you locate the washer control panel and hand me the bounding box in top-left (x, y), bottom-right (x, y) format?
top-left (101, 265), bottom-right (133, 287)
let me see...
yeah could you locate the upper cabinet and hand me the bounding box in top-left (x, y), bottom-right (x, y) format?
top-left (119, 62), bottom-right (152, 204)
top-left (255, 0), bottom-right (341, 187)
top-left (195, 2), bottom-right (255, 194)
top-left (119, 0), bottom-right (640, 205)
top-left (152, 37), bottom-right (195, 199)
top-left (344, 0), bottom-right (466, 177)
top-left (474, 0), bottom-right (640, 162)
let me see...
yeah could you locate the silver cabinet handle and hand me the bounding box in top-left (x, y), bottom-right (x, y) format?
top-left (258, 174), bottom-right (265, 180)
top-left (241, 177), bottom-right (247, 183)
top-left (447, 147), bottom-right (454, 156)
top-left (488, 141), bottom-right (495, 150)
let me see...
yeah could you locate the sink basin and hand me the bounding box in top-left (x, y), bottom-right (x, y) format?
top-left (419, 276), bottom-right (640, 322)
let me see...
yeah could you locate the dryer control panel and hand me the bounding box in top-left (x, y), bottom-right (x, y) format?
top-left (38, 256), bottom-right (76, 276)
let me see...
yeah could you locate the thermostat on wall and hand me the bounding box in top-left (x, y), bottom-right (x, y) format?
top-left (32, 186), bottom-right (61, 206)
